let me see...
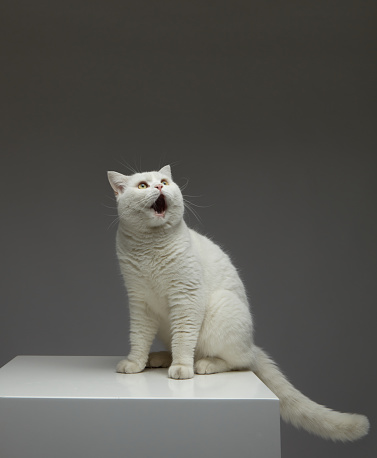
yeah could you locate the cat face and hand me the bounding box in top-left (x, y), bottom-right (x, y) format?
top-left (108, 165), bottom-right (184, 229)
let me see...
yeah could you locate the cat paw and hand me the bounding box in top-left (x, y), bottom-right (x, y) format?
top-left (195, 357), bottom-right (229, 374)
top-left (116, 359), bottom-right (145, 374)
top-left (146, 351), bottom-right (172, 368)
top-left (168, 364), bottom-right (194, 380)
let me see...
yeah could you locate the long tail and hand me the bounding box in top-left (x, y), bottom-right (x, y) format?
top-left (252, 345), bottom-right (369, 441)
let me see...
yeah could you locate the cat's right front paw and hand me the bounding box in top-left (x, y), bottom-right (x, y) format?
top-left (116, 359), bottom-right (145, 374)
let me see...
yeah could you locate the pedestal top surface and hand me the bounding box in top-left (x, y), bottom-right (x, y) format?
top-left (0, 356), bottom-right (278, 400)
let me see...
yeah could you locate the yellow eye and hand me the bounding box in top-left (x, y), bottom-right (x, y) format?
top-left (161, 179), bottom-right (169, 186)
top-left (138, 182), bottom-right (148, 189)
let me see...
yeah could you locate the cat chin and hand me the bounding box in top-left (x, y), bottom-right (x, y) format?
top-left (147, 208), bottom-right (183, 229)
top-left (152, 210), bottom-right (166, 219)
top-left (144, 208), bottom-right (168, 227)
top-left (149, 215), bottom-right (166, 226)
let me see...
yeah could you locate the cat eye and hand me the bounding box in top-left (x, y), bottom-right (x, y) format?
top-left (161, 179), bottom-right (169, 186)
top-left (138, 182), bottom-right (149, 189)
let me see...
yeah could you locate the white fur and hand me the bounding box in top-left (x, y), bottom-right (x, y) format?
top-left (108, 165), bottom-right (369, 442)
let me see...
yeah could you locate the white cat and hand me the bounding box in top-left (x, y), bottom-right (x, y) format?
top-left (108, 165), bottom-right (369, 442)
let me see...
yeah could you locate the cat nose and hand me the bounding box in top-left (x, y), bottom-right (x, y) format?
top-left (155, 184), bottom-right (163, 192)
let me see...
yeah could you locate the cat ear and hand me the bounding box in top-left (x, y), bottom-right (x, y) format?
top-left (159, 165), bottom-right (172, 179)
top-left (107, 171), bottom-right (129, 196)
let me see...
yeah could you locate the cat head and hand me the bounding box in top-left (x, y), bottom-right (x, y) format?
top-left (107, 165), bottom-right (184, 230)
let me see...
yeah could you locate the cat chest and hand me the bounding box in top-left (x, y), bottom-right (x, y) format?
top-left (144, 284), bottom-right (169, 318)
top-left (123, 263), bottom-right (171, 315)
top-left (120, 245), bottom-right (197, 314)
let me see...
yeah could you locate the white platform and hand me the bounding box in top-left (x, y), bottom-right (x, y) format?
top-left (0, 356), bottom-right (281, 458)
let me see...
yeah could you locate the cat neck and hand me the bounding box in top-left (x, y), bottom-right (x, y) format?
top-left (117, 218), bottom-right (188, 249)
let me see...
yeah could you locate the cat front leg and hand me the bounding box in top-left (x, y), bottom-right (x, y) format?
top-left (116, 300), bottom-right (159, 374)
top-left (168, 296), bottom-right (203, 380)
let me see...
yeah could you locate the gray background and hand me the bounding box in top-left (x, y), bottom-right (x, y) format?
top-left (1, 1), bottom-right (376, 457)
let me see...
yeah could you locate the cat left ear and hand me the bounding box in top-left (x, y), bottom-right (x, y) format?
top-left (107, 171), bottom-right (129, 196)
top-left (159, 165), bottom-right (172, 179)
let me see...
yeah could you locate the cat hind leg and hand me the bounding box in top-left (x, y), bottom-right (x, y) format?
top-left (195, 290), bottom-right (254, 373)
top-left (146, 351), bottom-right (172, 368)
top-left (195, 357), bottom-right (231, 375)
top-left (116, 359), bottom-right (145, 374)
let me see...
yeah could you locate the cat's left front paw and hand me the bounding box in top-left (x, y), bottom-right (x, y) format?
top-left (168, 364), bottom-right (194, 380)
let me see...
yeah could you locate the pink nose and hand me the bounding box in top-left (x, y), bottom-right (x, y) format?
top-left (155, 184), bottom-right (163, 191)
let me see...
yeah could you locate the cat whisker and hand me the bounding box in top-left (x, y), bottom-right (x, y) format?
top-left (102, 203), bottom-right (118, 211)
top-left (179, 177), bottom-right (190, 192)
top-left (184, 200), bottom-right (212, 209)
top-left (107, 215), bottom-right (121, 230)
top-left (140, 194), bottom-right (156, 211)
top-left (184, 201), bottom-right (202, 224)
top-left (117, 158), bottom-right (139, 175)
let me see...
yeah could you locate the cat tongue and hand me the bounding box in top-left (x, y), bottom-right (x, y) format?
top-left (152, 195), bottom-right (166, 214)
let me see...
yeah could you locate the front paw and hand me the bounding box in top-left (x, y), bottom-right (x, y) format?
top-left (116, 359), bottom-right (145, 374)
top-left (168, 364), bottom-right (194, 380)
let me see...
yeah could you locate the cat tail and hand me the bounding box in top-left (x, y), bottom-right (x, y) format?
top-left (252, 345), bottom-right (370, 442)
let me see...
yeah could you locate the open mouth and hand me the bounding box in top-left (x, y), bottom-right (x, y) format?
top-left (151, 194), bottom-right (167, 216)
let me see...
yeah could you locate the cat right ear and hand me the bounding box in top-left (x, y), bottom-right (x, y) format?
top-left (107, 171), bottom-right (129, 197)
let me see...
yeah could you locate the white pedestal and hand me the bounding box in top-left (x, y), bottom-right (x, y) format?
top-left (0, 356), bottom-right (280, 458)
